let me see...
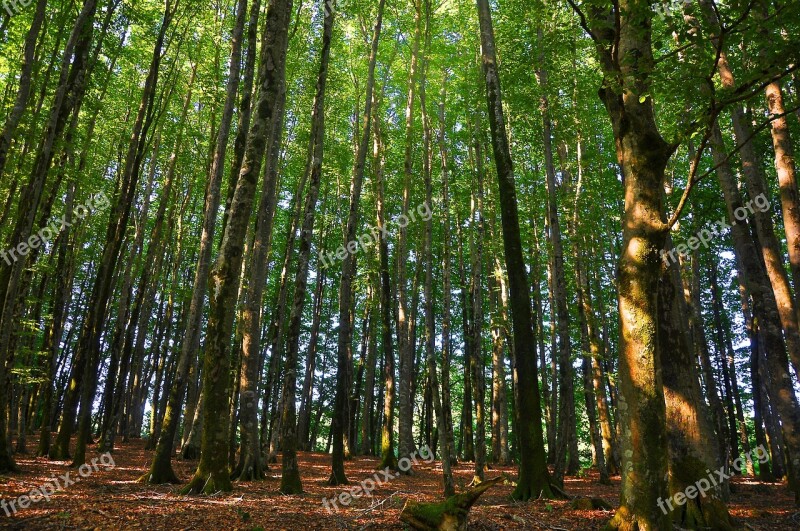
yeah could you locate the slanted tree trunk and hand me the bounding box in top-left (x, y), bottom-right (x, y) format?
top-left (181, 0), bottom-right (291, 495)
top-left (68, 0), bottom-right (172, 468)
top-left (765, 82), bottom-right (800, 323)
top-left (476, 0), bottom-right (557, 501)
top-left (2, 0), bottom-right (101, 471)
top-left (0, 0), bottom-right (47, 180)
top-left (712, 120), bottom-right (800, 499)
top-left (142, 0), bottom-right (244, 482)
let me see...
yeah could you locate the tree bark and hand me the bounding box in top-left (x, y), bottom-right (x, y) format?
top-left (476, 0), bottom-right (557, 501)
top-left (181, 0), bottom-right (291, 495)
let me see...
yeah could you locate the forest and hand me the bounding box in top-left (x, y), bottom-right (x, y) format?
top-left (1, 0), bottom-right (800, 529)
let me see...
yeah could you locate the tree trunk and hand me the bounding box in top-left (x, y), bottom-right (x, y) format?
top-left (181, 0), bottom-right (291, 495)
top-left (660, 248), bottom-right (733, 529)
top-left (476, 0), bottom-right (557, 501)
top-left (396, 0), bottom-right (423, 473)
top-left (712, 120), bottom-right (800, 499)
top-left (536, 38), bottom-right (578, 481)
top-left (1, 0), bottom-right (101, 472)
top-left (0, 0), bottom-right (47, 179)
top-left (330, 0), bottom-right (383, 485)
top-left (766, 81), bottom-right (800, 322)
top-left (585, 2), bottom-right (676, 526)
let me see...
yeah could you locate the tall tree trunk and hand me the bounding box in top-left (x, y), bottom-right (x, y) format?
top-left (711, 260), bottom-right (753, 474)
top-left (476, 0), bottom-right (557, 501)
top-left (436, 83), bottom-right (457, 467)
top-left (536, 35), bottom-right (578, 481)
top-left (181, 0), bottom-right (291, 494)
top-left (276, 0), bottom-right (334, 493)
top-left (419, 1), bottom-right (453, 493)
top-left (712, 120), bottom-right (800, 499)
top-left (144, 0), bottom-right (247, 484)
top-left (585, 2), bottom-right (674, 526)
top-left (1, 0), bottom-right (101, 471)
top-left (330, 0), bottom-right (384, 485)
top-left (708, 259), bottom-right (741, 466)
top-left (67, 0), bottom-right (173, 468)
top-left (488, 251), bottom-right (510, 466)
top-left (230, 0), bottom-right (284, 481)
top-left (469, 127), bottom-right (486, 483)
top-left (396, 0), bottom-right (423, 472)
top-left (688, 251), bottom-right (729, 464)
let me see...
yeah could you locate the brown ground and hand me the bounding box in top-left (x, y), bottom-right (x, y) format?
top-left (0, 438), bottom-right (797, 530)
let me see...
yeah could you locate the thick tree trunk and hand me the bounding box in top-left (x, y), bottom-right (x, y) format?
top-left (660, 247), bottom-right (732, 529)
top-left (142, 0), bottom-right (245, 480)
top-left (181, 0), bottom-right (291, 495)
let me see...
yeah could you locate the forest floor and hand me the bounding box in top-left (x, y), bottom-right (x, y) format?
top-left (0, 437), bottom-right (798, 530)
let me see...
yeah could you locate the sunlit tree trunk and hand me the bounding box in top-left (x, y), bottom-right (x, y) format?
top-left (586, 2), bottom-right (674, 526)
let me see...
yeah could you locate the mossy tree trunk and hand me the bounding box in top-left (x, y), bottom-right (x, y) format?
top-left (182, 0), bottom-right (291, 495)
top-left (476, 0), bottom-right (557, 501)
